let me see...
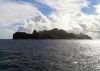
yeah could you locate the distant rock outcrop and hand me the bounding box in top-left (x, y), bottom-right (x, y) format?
top-left (13, 28), bottom-right (92, 39)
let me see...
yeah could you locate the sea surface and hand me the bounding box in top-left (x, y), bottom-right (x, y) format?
top-left (0, 40), bottom-right (100, 71)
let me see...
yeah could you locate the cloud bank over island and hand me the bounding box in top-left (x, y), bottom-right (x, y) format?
top-left (0, 0), bottom-right (100, 39)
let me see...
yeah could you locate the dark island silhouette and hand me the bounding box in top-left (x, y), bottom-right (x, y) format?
top-left (13, 28), bottom-right (92, 39)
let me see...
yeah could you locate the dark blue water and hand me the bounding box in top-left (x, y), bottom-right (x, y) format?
top-left (0, 40), bottom-right (100, 71)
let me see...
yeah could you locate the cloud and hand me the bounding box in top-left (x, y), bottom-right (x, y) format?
top-left (0, 0), bottom-right (39, 25)
top-left (38, 0), bottom-right (89, 13)
top-left (18, 12), bottom-right (53, 33)
top-left (0, 0), bottom-right (40, 39)
top-left (19, 0), bottom-right (89, 33)
top-left (35, 0), bottom-right (89, 32)
top-left (95, 4), bottom-right (100, 14)
top-left (0, 28), bottom-right (15, 39)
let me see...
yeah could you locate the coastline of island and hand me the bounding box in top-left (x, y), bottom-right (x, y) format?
top-left (13, 28), bottom-right (92, 39)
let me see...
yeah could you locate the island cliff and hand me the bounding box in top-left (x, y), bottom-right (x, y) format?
top-left (13, 28), bottom-right (92, 39)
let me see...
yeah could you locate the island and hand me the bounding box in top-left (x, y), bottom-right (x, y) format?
top-left (13, 28), bottom-right (92, 39)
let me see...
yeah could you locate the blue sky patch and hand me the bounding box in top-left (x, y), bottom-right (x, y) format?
top-left (82, 0), bottom-right (100, 15)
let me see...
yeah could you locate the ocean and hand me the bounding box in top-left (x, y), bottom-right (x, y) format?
top-left (0, 40), bottom-right (100, 71)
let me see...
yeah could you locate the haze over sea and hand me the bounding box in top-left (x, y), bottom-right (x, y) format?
top-left (0, 40), bottom-right (100, 71)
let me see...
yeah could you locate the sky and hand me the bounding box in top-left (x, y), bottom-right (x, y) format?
top-left (0, 0), bottom-right (100, 39)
